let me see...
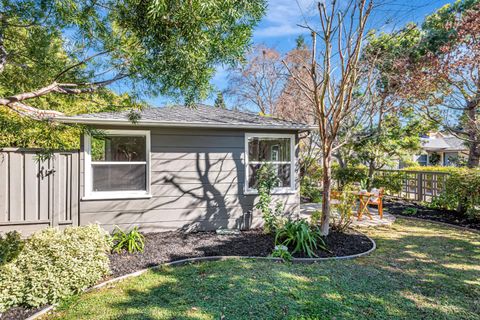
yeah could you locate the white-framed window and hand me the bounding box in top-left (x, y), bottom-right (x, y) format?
top-left (245, 133), bottom-right (296, 194)
top-left (84, 130), bottom-right (151, 199)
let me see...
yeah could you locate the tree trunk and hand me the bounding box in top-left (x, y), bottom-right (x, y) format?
top-left (467, 142), bottom-right (480, 168)
top-left (367, 159), bottom-right (375, 188)
top-left (320, 151), bottom-right (332, 235)
top-left (466, 99), bottom-right (480, 168)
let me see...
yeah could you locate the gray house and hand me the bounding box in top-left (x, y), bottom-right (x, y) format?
top-left (3, 105), bottom-right (307, 233)
top-left (414, 132), bottom-right (468, 166)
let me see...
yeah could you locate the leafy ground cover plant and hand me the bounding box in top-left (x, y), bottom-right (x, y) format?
top-left (270, 245), bottom-right (293, 262)
top-left (0, 225), bottom-right (110, 312)
top-left (402, 207), bottom-right (418, 215)
top-left (0, 231), bottom-right (24, 265)
top-left (112, 226), bottom-right (145, 254)
top-left (275, 219), bottom-right (327, 257)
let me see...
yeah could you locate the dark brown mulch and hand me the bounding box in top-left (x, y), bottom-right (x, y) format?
top-left (384, 198), bottom-right (480, 230)
top-left (108, 228), bottom-right (373, 278)
top-left (0, 306), bottom-right (42, 320)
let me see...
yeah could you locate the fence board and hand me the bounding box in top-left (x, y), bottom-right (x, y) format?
top-left (379, 169), bottom-right (450, 202)
top-left (0, 149), bottom-right (80, 235)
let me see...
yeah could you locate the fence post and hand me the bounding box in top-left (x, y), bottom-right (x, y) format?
top-left (417, 172), bottom-right (423, 202)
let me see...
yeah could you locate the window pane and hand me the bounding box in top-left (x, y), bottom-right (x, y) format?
top-left (91, 135), bottom-right (146, 161)
top-left (248, 137), bottom-right (291, 162)
top-left (92, 164), bottom-right (146, 191)
top-left (248, 164), bottom-right (291, 189)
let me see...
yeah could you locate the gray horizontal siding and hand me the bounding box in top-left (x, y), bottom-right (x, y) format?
top-left (80, 127), bottom-right (300, 231)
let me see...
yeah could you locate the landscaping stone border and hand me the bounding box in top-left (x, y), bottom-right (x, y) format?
top-left (26, 234), bottom-right (376, 320)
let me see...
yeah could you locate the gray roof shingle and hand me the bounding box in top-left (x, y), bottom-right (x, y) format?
top-left (56, 104), bottom-right (311, 131)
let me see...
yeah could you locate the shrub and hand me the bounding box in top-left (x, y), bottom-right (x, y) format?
top-left (331, 184), bottom-right (356, 232)
top-left (255, 163), bottom-right (284, 234)
top-left (300, 159), bottom-right (323, 202)
top-left (371, 171), bottom-right (406, 193)
top-left (112, 226), bottom-right (145, 254)
top-left (0, 225), bottom-right (111, 311)
top-left (402, 207), bottom-right (418, 215)
top-left (275, 219), bottom-right (327, 258)
top-left (433, 168), bottom-right (480, 218)
top-left (270, 245), bottom-right (293, 262)
top-left (333, 165), bottom-right (368, 188)
top-left (0, 231), bottom-right (24, 265)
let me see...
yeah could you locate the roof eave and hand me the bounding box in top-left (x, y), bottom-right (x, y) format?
top-left (55, 117), bottom-right (312, 131)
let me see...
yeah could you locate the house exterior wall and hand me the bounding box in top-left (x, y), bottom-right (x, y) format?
top-left (79, 126), bottom-right (300, 232)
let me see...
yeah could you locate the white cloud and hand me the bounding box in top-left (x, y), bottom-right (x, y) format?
top-left (255, 0), bottom-right (317, 38)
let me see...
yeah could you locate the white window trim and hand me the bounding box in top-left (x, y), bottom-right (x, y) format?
top-left (244, 133), bottom-right (296, 195)
top-left (83, 129), bottom-right (151, 200)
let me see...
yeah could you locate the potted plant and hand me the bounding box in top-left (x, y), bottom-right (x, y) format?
top-left (359, 179), bottom-right (368, 194)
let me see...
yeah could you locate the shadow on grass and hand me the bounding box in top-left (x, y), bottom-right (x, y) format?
top-left (53, 219), bottom-right (480, 320)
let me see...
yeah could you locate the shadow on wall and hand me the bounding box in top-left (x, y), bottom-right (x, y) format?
top-left (160, 151), bottom-right (255, 231)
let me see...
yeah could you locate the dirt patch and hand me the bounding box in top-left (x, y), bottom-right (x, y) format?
top-left (384, 199), bottom-right (480, 230)
top-left (108, 229), bottom-right (373, 278)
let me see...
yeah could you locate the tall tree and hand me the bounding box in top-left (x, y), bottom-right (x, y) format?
top-left (214, 92), bottom-right (227, 109)
top-left (226, 45), bottom-right (285, 115)
top-left (284, 0), bottom-right (374, 235)
top-left (0, 0), bottom-right (266, 118)
top-left (276, 37), bottom-right (315, 124)
top-left (380, 0), bottom-right (480, 167)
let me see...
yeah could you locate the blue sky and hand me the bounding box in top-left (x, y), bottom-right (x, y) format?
top-left (146, 0), bottom-right (453, 107)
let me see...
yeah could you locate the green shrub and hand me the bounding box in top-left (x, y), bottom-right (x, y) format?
top-left (333, 165), bottom-right (368, 188)
top-left (255, 163), bottom-right (284, 234)
top-left (402, 207), bottom-right (418, 215)
top-left (331, 184), bottom-right (356, 232)
top-left (112, 226), bottom-right (145, 254)
top-left (0, 225), bottom-right (111, 311)
top-left (270, 245), bottom-right (293, 262)
top-left (371, 171), bottom-right (406, 193)
top-left (433, 168), bottom-right (480, 218)
top-left (300, 159), bottom-right (323, 202)
top-left (0, 231), bottom-right (24, 265)
top-left (275, 219), bottom-right (327, 258)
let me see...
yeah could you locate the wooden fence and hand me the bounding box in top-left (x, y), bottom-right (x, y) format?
top-left (377, 169), bottom-right (450, 202)
top-left (0, 148), bottom-right (80, 235)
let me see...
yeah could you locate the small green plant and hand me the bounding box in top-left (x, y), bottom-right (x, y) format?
top-left (255, 163), bottom-right (283, 234)
top-left (112, 226), bottom-right (145, 254)
top-left (0, 231), bottom-right (24, 265)
top-left (275, 219), bottom-right (327, 258)
top-left (331, 184), bottom-right (356, 232)
top-left (359, 179), bottom-right (368, 191)
top-left (310, 210), bottom-right (322, 225)
top-left (270, 245), bottom-right (293, 262)
top-left (402, 207), bottom-right (418, 215)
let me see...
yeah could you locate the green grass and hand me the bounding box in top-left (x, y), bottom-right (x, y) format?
top-left (48, 218), bottom-right (480, 320)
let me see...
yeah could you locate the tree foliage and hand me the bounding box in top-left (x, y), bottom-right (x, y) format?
top-left (0, 0), bottom-right (266, 149)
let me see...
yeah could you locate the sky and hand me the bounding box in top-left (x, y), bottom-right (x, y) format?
top-left (145, 0), bottom-right (454, 107)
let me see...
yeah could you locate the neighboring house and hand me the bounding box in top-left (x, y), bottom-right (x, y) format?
top-left (414, 132), bottom-right (468, 166)
top-left (0, 105), bottom-right (311, 234)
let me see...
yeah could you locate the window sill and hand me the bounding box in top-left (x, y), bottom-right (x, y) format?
top-left (244, 189), bottom-right (297, 196)
top-left (82, 192), bottom-right (152, 201)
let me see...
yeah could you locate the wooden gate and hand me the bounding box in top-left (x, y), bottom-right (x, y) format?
top-left (0, 148), bottom-right (80, 235)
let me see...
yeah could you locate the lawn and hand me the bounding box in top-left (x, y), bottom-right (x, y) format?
top-left (48, 218), bottom-right (480, 320)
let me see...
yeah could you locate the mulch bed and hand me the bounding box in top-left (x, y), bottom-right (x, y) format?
top-left (109, 228), bottom-right (373, 278)
top-left (0, 307), bottom-right (42, 320)
top-left (384, 198), bottom-right (480, 230)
